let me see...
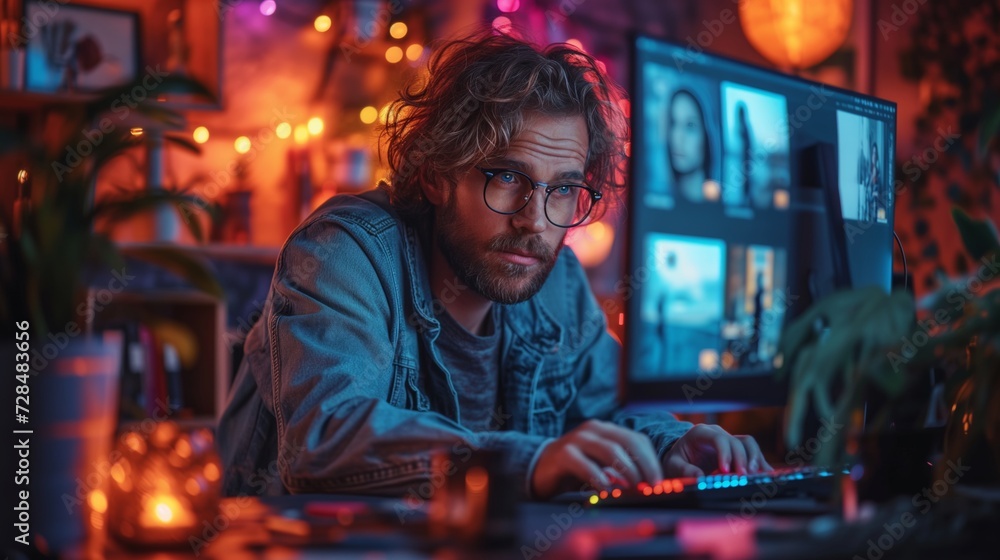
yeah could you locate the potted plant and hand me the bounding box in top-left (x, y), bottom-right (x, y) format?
top-left (0, 76), bottom-right (223, 555)
top-left (777, 207), bottom-right (1000, 500)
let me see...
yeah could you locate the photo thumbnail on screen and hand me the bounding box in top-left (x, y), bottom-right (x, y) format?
top-left (721, 82), bottom-right (791, 216)
top-left (641, 62), bottom-right (723, 209)
top-left (837, 111), bottom-right (891, 224)
top-left (720, 244), bottom-right (788, 372)
top-left (637, 233), bottom-right (725, 378)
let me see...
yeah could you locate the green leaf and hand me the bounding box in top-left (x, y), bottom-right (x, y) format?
top-left (124, 245), bottom-right (224, 299)
top-left (952, 207), bottom-right (1000, 261)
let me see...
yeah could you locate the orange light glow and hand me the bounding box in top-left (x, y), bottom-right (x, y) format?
top-left (389, 22), bottom-right (407, 39)
top-left (89, 489), bottom-right (108, 513)
top-left (566, 38), bottom-right (584, 52)
top-left (385, 46), bottom-right (403, 63)
top-left (739, 0), bottom-right (853, 70)
top-left (314, 15), bottom-right (332, 32)
top-left (293, 124), bottom-right (309, 145)
top-left (702, 180), bottom-right (721, 201)
top-left (465, 466), bottom-right (489, 492)
top-left (611, 488), bottom-right (622, 498)
top-left (234, 136), bottom-right (251, 154)
top-left (139, 494), bottom-right (194, 527)
top-left (275, 122), bottom-right (292, 139)
top-left (405, 44), bottom-right (424, 61)
top-left (360, 106), bottom-right (378, 124)
top-left (192, 126), bottom-right (209, 144)
top-left (130, 127), bottom-right (143, 136)
top-left (204, 462), bottom-right (220, 481)
top-left (307, 117), bottom-right (324, 136)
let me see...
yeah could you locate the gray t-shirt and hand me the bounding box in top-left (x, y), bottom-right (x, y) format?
top-left (435, 305), bottom-right (503, 432)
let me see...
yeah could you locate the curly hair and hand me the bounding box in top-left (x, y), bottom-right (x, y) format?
top-left (379, 29), bottom-right (629, 222)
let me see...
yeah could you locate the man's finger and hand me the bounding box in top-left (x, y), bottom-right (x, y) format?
top-left (565, 444), bottom-right (611, 490)
top-left (727, 436), bottom-right (749, 475)
top-left (664, 455), bottom-right (704, 478)
top-left (586, 421), bottom-right (662, 482)
top-left (737, 435), bottom-right (767, 473)
top-left (575, 432), bottom-right (643, 485)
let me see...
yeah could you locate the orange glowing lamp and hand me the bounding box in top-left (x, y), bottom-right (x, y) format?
top-left (738, 0), bottom-right (853, 71)
top-left (107, 422), bottom-right (221, 548)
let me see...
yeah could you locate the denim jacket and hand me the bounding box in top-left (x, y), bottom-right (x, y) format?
top-left (217, 187), bottom-right (692, 498)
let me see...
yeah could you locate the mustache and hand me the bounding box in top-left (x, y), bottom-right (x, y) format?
top-left (488, 234), bottom-right (554, 261)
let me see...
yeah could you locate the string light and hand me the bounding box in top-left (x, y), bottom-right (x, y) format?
top-left (259, 0), bottom-right (276, 16)
top-left (275, 122), bottom-right (291, 139)
top-left (385, 46), bottom-right (403, 63)
top-left (234, 136), bottom-right (251, 154)
top-left (130, 127), bottom-right (144, 136)
top-left (497, 0), bottom-right (520, 12)
top-left (405, 44), bottom-right (423, 61)
top-left (192, 126), bottom-right (209, 144)
top-left (293, 124), bottom-right (309, 145)
top-left (360, 106), bottom-right (378, 124)
top-left (314, 15), bottom-right (331, 32)
top-left (307, 117), bottom-right (324, 136)
top-left (389, 22), bottom-right (407, 39)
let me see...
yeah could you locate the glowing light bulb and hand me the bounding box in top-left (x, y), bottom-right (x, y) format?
top-left (385, 46), bottom-right (403, 63)
top-left (259, 0), bottom-right (275, 16)
top-left (234, 136), bottom-right (251, 154)
top-left (307, 117), bottom-right (324, 136)
top-left (192, 126), bottom-right (209, 144)
top-left (130, 127), bottom-right (143, 136)
top-left (314, 15), bottom-right (331, 32)
top-left (275, 122), bottom-right (291, 139)
top-left (293, 124), bottom-right (309, 145)
top-left (497, 0), bottom-right (520, 12)
top-left (405, 44), bottom-right (423, 61)
top-left (389, 22), bottom-right (407, 39)
top-left (360, 106), bottom-right (378, 124)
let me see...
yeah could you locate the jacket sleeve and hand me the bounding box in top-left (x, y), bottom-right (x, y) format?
top-left (260, 218), bottom-right (548, 497)
top-left (560, 253), bottom-right (693, 464)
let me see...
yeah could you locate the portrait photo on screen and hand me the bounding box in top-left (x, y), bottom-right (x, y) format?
top-left (720, 244), bottom-right (788, 373)
top-left (637, 233), bottom-right (726, 378)
top-left (640, 62), bottom-right (722, 209)
top-left (721, 83), bottom-right (791, 216)
top-left (837, 111), bottom-right (890, 224)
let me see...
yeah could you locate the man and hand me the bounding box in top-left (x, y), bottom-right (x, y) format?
top-left (218, 31), bottom-right (771, 500)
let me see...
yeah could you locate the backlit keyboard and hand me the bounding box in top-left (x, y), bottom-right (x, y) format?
top-left (580, 466), bottom-right (846, 507)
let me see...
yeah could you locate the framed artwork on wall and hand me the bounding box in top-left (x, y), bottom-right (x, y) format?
top-left (22, 1), bottom-right (140, 92)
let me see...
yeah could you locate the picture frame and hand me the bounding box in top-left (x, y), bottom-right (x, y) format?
top-left (22, 1), bottom-right (140, 92)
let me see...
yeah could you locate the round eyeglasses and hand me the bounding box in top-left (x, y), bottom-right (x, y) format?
top-left (477, 167), bottom-right (602, 228)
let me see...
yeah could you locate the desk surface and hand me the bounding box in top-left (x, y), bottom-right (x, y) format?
top-left (81, 489), bottom-right (995, 560)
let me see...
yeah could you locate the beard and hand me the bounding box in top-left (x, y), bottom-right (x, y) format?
top-left (435, 198), bottom-right (563, 305)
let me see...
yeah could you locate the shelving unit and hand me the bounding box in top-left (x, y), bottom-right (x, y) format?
top-left (94, 290), bottom-right (228, 424)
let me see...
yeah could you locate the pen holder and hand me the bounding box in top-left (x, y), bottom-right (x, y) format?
top-left (428, 447), bottom-right (519, 548)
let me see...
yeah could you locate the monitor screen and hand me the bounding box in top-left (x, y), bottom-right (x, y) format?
top-left (625, 35), bottom-right (897, 411)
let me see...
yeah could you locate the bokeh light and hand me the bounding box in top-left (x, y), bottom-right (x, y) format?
top-left (293, 124), bottom-right (309, 145)
top-left (360, 106), bottom-right (378, 124)
top-left (405, 44), bottom-right (424, 61)
top-left (192, 126), bottom-right (209, 144)
top-left (307, 117), bottom-right (324, 136)
top-left (314, 15), bottom-right (331, 32)
top-left (385, 46), bottom-right (403, 63)
top-left (275, 122), bottom-right (291, 139)
top-left (259, 0), bottom-right (275, 16)
top-left (234, 136), bottom-right (251, 154)
top-left (389, 22), bottom-right (407, 39)
top-left (497, 0), bottom-right (520, 12)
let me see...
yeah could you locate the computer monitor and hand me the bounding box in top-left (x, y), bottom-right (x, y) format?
top-left (624, 35), bottom-right (897, 412)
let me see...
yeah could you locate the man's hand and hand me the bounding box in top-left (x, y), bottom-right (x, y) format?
top-left (530, 419), bottom-right (663, 499)
top-left (662, 424), bottom-right (773, 477)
